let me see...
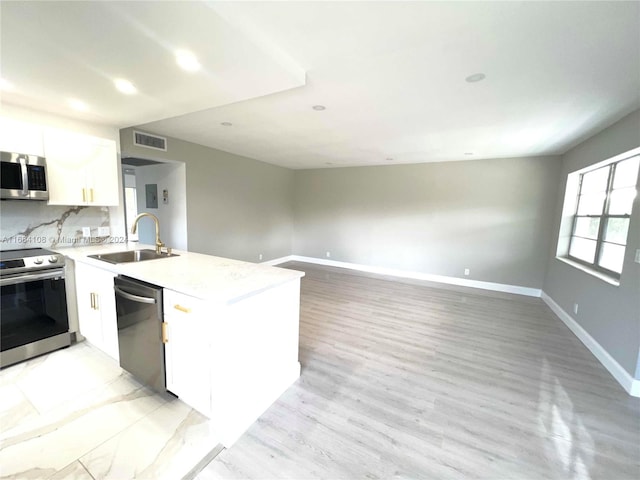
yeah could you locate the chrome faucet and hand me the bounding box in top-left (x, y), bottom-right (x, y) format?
top-left (131, 213), bottom-right (166, 254)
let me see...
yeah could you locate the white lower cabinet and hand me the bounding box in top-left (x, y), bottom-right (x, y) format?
top-left (165, 280), bottom-right (301, 447)
top-left (163, 289), bottom-right (212, 417)
top-left (75, 262), bottom-right (119, 361)
top-left (72, 260), bottom-right (300, 448)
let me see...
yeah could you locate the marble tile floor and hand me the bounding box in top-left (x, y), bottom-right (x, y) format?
top-left (0, 342), bottom-right (222, 480)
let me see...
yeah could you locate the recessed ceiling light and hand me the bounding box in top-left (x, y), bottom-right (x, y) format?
top-left (386, 157), bottom-right (394, 161)
top-left (0, 77), bottom-right (15, 91)
top-left (68, 98), bottom-right (89, 112)
top-left (220, 122), bottom-right (232, 126)
top-left (114, 78), bottom-right (137, 95)
top-left (464, 152), bottom-right (474, 155)
top-left (325, 162), bottom-right (333, 165)
top-left (175, 49), bottom-right (201, 72)
top-left (465, 73), bottom-right (486, 83)
top-left (312, 105), bottom-right (326, 111)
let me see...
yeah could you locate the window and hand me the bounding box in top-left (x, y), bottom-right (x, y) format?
top-left (568, 154), bottom-right (639, 278)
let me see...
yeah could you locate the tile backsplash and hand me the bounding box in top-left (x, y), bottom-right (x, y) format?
top-left (0, 201), bottom-right (122, 250)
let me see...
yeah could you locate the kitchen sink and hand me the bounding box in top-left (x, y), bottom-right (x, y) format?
top-left (88, 249), bottom-right (178, 264)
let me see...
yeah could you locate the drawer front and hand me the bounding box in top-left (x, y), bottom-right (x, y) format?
top-left (163, 289), bottom-right (204, 317)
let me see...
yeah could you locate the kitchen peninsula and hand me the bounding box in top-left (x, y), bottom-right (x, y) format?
top-left (59, 243), bottom-right (304, 447)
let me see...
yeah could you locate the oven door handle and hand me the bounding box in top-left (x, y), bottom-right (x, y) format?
top-left (114, 286), bottom-right (157, 304)
top-left (0, 269), bottom-right (65, 286)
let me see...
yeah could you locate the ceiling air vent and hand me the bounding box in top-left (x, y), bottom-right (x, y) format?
top-left (133, 131), bottom-right (167, 151)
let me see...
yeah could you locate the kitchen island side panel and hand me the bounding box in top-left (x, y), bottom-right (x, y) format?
top-left (209, 278), bottom-right (301, 447)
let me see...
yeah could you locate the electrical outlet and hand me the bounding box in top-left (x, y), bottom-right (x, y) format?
top-left (464, 268), bottom-right (470, 276)
top-left (98, 226), bottom-right (110, 237)
top-left (573, 303), bottom-right (579, 315)
top-left (326, 251), bottom-right (331, 258)
top-left (259, 254), bottom-right (263, 261)
top-left (82, 227), bottom-right (91, 238)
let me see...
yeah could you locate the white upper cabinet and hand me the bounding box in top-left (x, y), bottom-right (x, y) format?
top-left (85, 137), bottom-right (120, 206)
top-left (0, 117), bottom-right (44, 156)
top-left (43, 128), bottom-right (86, 205)
top-left (44, 127), bottom-right (119, 206)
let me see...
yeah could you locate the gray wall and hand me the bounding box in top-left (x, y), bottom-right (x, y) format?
top-left (121, 113), bottom-right (639, 381)
top-left (120, 128), bottom-right (294, 262)
top-left (543, 109), bottom-right (640, 379)
top-left (134, 162), bottom-right (188, 251)
top-left (294, 156), bottom-right (561, 288)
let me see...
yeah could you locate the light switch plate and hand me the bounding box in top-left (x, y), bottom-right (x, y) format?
top-left (98, 227), bottom-right (110, 237)
top-left (82, 227), bottom-right (91, 238)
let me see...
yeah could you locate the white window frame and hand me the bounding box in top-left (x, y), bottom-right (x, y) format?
top-left (559, 147), bottom-right (640, 283)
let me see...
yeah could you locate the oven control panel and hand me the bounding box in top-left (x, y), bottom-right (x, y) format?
top-left (24, 256), bottom-right (63, 268)
top-left (0, 259), bottom-right (25, 269)
top-left (0, 248), bottom-right (65, 275)
top-left (0, 253), bottom-right (65, 274)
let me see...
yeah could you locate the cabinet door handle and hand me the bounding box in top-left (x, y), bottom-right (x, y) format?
top-left (90, 292), bottom-right (94, 309)
top-left (94, 293), bottom-right (99, 310)
top-left (89, 188), bottom-right (94, 202)
top-left (82, 188), bottom-right (87, 202)
top-left (90, 292), bottom-right (99, 310)
top-left (162, 322), bottom-right (168, 343)
top-left (174, 304), bottom-right (191, 313)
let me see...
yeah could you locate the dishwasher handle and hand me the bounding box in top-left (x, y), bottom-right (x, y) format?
top-left (114, 285), bottom-right (157, 304)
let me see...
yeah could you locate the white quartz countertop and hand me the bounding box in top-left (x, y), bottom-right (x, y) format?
top-left (56, 243), bottom-right (304, 305)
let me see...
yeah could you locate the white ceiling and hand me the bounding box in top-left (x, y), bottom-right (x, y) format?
top-left (0, 1), bottom-right (305, 126)
top-left (2, 1), bottom-right (639, 169)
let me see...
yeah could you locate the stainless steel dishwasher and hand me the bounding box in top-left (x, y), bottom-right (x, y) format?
top-left (114, 276), bottom-right (165, 392)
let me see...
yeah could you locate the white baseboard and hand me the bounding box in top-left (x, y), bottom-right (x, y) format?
top-left (261, 255), bottom-right (296, 266)
top-left (272, 255), bottom-right (541, 297)
top-left (265, 256), bottom-right (639, 397)
top-left (541, 292), bottom-right (640, 397)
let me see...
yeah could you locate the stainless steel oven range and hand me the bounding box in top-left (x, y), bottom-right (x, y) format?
top-left (0, 248), bottom-right (71, 368)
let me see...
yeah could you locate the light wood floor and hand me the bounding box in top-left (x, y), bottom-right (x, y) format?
top-left (197, 262), bottom-right (640, 480)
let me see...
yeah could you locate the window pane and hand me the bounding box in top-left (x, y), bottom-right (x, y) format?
top-left (124, 187), bottom-right (139, 241)
top-left (569, 237), bottom-right (597, 263)
top-left (613, 156), bottom-right (640, 189)
top-left (603, 218), bottom-right (630, 245)
top-left (576, 192), bottom-right (605, 215)
top-left (581, 166), bottom-right (610, 193)
top-left (598, 242), bottom-right (625, 273)
top-left (573, 217), bottom-right (600, 239)
top-left (608, 187), bottom-right (636, 215)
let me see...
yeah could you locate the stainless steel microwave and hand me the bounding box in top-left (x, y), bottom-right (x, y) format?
top-left (0, 151), bottom-right (49, 200)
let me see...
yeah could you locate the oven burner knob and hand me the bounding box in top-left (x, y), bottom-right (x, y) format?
top-left (48, 255), bottom-right (59, 263)
top-left (34, 258), bottom-right (44, 265)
